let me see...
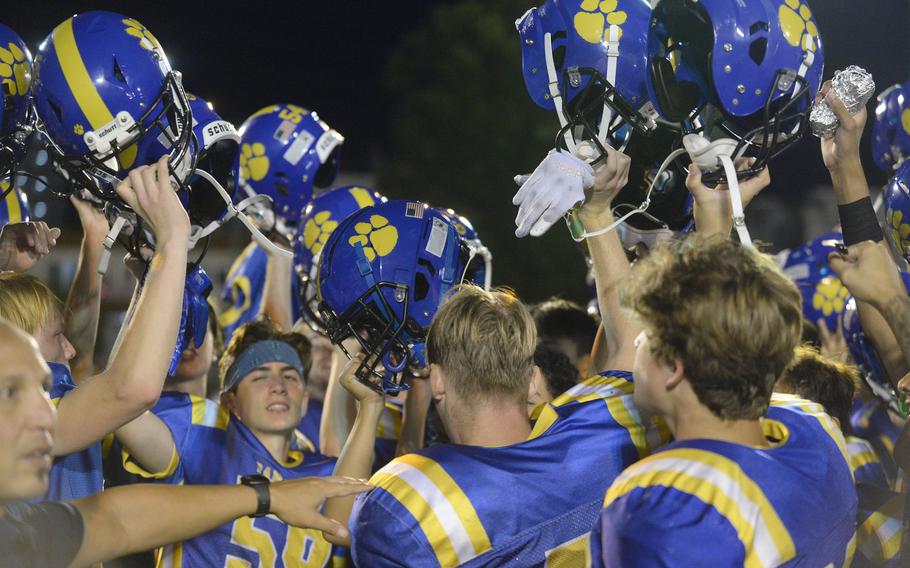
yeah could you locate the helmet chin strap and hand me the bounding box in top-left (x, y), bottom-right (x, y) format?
top-left (189, 169), bottom-right (292, 258)
top-left (596, 24), bottom-right (621, 145)
top-left (544, 32), bottom-right (576, 153)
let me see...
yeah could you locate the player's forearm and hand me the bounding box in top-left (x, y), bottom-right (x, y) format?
top-left (876, 293), bottom-right (910, 371)
top-left (64, 236), bottom-right (104, 383)
top-left (320, 348), bottom-right (357, 456)
top-left (857, 301), bottom-right (910, 383)
top-left (829, 158), bottom-right (870, 205)
top-left (70, 483), bottom-right (258, 567)
top-left (263, 250), bottom-right (294, 330)
top-left (397, 379), bottom-right (431, 457)
top-left (106, 241), bottom-right (187, 402)
top-left (578, 209), bottom-right (639, 372)
top-left (692, 201), bottom-right (732, 238)
top-left (324, 402), bottom-right (384, 546)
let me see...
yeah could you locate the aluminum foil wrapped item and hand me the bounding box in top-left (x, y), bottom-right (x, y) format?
top-left (810, 66), bottom-right (876, 138)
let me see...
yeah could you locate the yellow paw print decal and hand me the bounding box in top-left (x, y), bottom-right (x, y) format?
top-left (812, 277), bottom-right (848, 317)
top-left (0, 42), bottom-right (29, 97)
top-left (303, 211), bottom-right (338, 256)
top-left (888, 208), bottom-right (910, 254)
top-left (574, 0), bottom-right (627, 44)
top-left (779, 0), bottom-right (819, 53)
top-left (240, 143), bottom-right (270, 182)
top-left (123, 19), bottom-right (162, 53)
top-left (348, 215), bottom-right (398, 262)
top-left (73, 124), bottom-right (84, 136)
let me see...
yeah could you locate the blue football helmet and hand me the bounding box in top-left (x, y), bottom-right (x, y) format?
top-left (0, 178), bottom-right (29, 227)
top-left (778, 231), bottom-right (851, 332)
top-left (884, 160), bottom-right (910, 264)
top-left (437, 208), bottom-right (492, 290)
top-left (317, 200), bottom-right (485, 393)
top-left (32, 11), bottom-right (195, 200)
top-left (293, 185), bottom-right (387, 333)
top-left (168, 265), bottom-right (213, 376)
top-left (517, 0), bottom-right (656, 160)
top-left (0, 23), bottom-right (34, 184)
top-left (237, 103), bottom-right (344, 240)
top-left (647, 0), bottom-right (824, 182)
top-left (871, 82), bottom-right (910, 172)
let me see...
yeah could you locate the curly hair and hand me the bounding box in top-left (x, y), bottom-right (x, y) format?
top-left (218, 318), bottom-right (312, 392)
top-left (622, 234), bottom-right (802, 421)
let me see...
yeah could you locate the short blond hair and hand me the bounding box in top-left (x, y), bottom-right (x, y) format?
top-left (623, 234), bottom-right (802, 420)
top-left (427, 285), bottom-right (536, 403)
top-left (0, 272), bottom-right (62, 335)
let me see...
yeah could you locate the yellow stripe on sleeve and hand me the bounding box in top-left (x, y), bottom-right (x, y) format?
top-left (4, 187), bottom-right (22, 223)
top-left (370, 469), bottom-right (461, 567)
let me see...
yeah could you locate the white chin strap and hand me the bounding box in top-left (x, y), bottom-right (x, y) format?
top-left (97, 214), bottom-right (130, 276)
top-left (596, 24), bottom-right (621, 145)
top-left (189, 169), bottom-right (292, 258)
top-left (718, 155), bottom-right (752, 247)
top-left (544, 32), bottom-right (575, 152)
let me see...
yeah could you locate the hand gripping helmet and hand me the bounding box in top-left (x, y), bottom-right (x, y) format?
top-left (293, 185), bottom-right (387, 333)
top-left (884, 160), bottom-right (910, 264)
top-left (871, 82), bottom-right (910, 172)
top-left (317, 200), bottom-right (485, 394)
top-left (0, 178), bottom-right (29, 228)
top-left (0, 23), bottom-right (34, 183)
top-left (437, 208), bottom-right (493, 290)
top-left (32, 11), bottom-right (195, 200)
top-left (237, 103), bottom-right (344, 239)
top-left (647, 0), bottom-right (824, 181)
top-left (517, 0), bottom-right (656, 161)
top-left (778, 231), bottom-right (851, 332)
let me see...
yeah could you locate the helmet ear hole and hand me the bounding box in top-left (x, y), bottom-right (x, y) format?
top-left (749, 38), bottom-right (768, 66)
top-left (314, 147), bottom-right (341, 188)
top-left (414, 273), bottom-right (430, 302)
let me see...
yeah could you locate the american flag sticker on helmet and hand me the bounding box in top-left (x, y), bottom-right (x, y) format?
top-left (406, 202), bottom-right (425, 219)
top-left (273, 119), bottom-right (296, 143)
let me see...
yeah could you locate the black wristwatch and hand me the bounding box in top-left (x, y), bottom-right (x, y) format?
top-left (240, 475), bottom-right (271, 517)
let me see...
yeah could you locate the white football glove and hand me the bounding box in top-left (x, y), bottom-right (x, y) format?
top-left (512, 149), bottom-right (594, 238)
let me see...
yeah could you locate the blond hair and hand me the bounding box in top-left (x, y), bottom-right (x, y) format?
top-left (427, 285), bottom-right (536, 403)
top-left (0, 272), bottom-right (62, 335)
top-left (623, 234), bottom-right (802, 420)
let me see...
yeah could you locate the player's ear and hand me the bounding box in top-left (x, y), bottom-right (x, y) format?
top-left (528, 365), bottom-right (546, 402)
top-left (220, 390), bottom-right (237, 413)
top-left (664, 359), bottom-right (685, 391)
top-left (429, 363), bottom-right (446, 401)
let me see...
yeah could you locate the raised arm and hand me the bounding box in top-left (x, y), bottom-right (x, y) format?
top-left (576, 145), bottom-right (637, 372)
top-left (262, 241), bottom-right (295, 331)
top-left (53, 157), bottom-right (190, 456)
top-left (323, 353), bottom-right (385, 546)
top-left (64, 196), bottom-right (109, 383)
top-left (69, 476), bottom-right (370, 567)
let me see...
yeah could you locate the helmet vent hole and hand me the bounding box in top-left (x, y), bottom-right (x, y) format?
top-left (749, 21), bottom-right (769, 35)
top-left (414, 273), bottom-right (430, 301)
top-left (275, 180), bottom-right (289, 197)
top-left (749, 38), bottom-right (768, 65)
top-left (112, 58), bottom-right (127, 84)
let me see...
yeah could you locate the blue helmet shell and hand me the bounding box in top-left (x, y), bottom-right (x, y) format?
top-left (437, 207), bottom-right (492, 290)
top-left (32, 11), bottom-right (195, 197)
top-left (871, 83), bottom-right (910, 172)
top-left (779, 231), bottom-right (850, 332)
top-left (0, 22), bottom-right (33, 143)
top-left (293, 185), bottom-right (387, 332)
top-left (884, 159), bottom-right (910, 263)
top-left (237, 103), bottom-right (343, 230)
top-left (0, 178), bottom-right (29, 227)
top-left (647, 0), bottom-right (823, 148)
top-left (317, 200), bottom-right (483, 393)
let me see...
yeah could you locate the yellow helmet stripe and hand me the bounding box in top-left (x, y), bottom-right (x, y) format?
top-left (53, 18), bottom-right (138, 168)
top-left (3, 186), bottom-right (22, 224)
top-left (349, 187), bottom-right (377, 209)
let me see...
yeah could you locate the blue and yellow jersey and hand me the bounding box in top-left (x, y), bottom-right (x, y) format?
top-left (220, 242), bottom-right (301, 338)
top-left (349, 371), bottom-right (667, 567)
top-left (126, 391), bottom-right (337, 568)
top-left (848, 436), bottom-right (904, 567)
top-left (42, 362), bottom-right (103, 501)
top-left (592, 393), bottom-right (858, 568)
top-left (851, 397), bottom-right (901, 484)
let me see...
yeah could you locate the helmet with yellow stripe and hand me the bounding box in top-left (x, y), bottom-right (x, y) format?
top-left (32, 11), bottom-right (195, 200)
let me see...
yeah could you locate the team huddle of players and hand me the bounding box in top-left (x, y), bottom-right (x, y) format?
top-left (2, 0), bottom-right (910, 566)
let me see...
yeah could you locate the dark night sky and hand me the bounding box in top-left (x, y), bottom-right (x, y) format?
top-left (3, 0), bottom-right (909, 209)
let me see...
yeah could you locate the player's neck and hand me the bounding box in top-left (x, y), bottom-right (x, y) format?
top-left (669, 403), bottom-right (769, 448)
top-left (252, 430), bottom-right (295, 465)
top-left (164, 375), bottom-right (206, 398)
top-left (446, 399), bottom-right (531, 447)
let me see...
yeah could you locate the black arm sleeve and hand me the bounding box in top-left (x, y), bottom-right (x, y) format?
top-left (1, 501), bottom-right (85, 568)
top-left (838, 197), bottom-right (884, 246)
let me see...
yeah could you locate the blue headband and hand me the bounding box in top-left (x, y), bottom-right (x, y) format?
top-left (223, 340), bottom-right (305, 392)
